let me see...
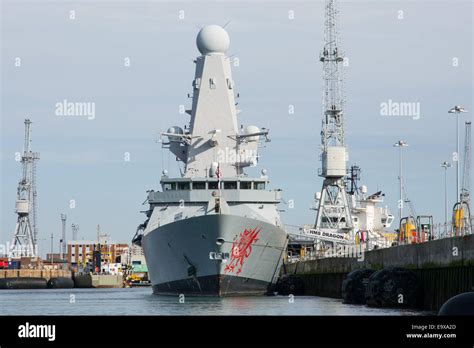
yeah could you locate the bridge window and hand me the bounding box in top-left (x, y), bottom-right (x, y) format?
top-left (240, 182), bottom-right (252, 189)
top-left (224, 181), bottom-right (237, 189)
top-left (255, 182), bottom-right (266, 190)
top-left (208, 181), bottom-right (219, 189)
top-left (163, 182), bottom-right (176, 191)
top-left (177, 182), bottom-right (190, 190)
top-left (193, 182), bottom-right (206, 190)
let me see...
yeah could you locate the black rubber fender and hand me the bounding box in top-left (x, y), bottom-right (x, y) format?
top-left (365, 267), bottom-right (422, 308)
top-left (275, 274), bottom-right (305, 295)
top-left (0, 277), bottom-right (47, 289)
top-left (342, 268), bottom-right (375, 304)
top-left (73, 274), bottom-right (93, 288)
top-left (47, 277), bottom-right (74, 289)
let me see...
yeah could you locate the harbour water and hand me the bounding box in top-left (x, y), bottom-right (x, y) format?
top-left (0, 288), bottom-right (432, 315)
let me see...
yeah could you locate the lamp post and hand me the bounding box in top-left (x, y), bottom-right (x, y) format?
top-left (50, 233), bottom-right (53, 264)
top-left (448, 106), bottom-right (468, 202)
top-left (393, 140), bottom-right (409, 227)
top-left (35, 237), bottom-right (46, 263)
top-left (441, 161), bottom-right (452, 236)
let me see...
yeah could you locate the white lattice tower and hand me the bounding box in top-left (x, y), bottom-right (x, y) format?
top-left (9, 119), bottom-right (40, 258)
top-left (314, 0), bottom-right (353, 239)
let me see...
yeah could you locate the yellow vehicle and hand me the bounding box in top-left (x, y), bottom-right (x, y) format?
top-left (127, 274), bottom-right (141, 282)
top-left (399, 216), bottom-right (417, 244)
top-left (452, 202), bottom-right (471, 236)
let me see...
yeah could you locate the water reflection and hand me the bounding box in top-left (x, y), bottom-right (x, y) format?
top-left (0, 288), bottom-right (432, 316)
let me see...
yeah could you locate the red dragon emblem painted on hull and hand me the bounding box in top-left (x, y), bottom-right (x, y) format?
top-left (224, 227), bottom-right (261, 275)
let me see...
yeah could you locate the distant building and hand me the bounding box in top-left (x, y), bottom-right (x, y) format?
top-left (101, 262), bottom-right (122, 275)
top-left (122, 245), bottom-right (149, 284)
top-left (45, 253), bottom-right (64, 263)
top-left (120, 244), bottom-right (146, 266)
top-left (67, 241), bottom-right (128, 271)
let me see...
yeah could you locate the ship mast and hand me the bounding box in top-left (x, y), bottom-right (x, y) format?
top-left (314, 0), bottom-right (353, 238)
top-left (160, 25), bottom-right (266, 180)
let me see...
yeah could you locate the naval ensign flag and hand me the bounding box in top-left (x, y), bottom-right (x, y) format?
top-left (216, 163), bottom-right (222, 193)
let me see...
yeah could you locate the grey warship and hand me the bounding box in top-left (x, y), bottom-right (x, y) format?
top-left (134, 25), bottom-right (288, 296)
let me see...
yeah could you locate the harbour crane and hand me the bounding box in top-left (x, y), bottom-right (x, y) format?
top-left (313, 0), bottom-right (353, 245)
top-left (9, 119), bottom-right (40, 258)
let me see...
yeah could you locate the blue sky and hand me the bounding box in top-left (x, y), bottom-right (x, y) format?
top-left (1, 0), bottom-right (472, 257)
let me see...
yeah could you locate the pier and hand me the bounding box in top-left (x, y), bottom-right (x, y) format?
top-left (0, 269), bottom-right (71, 281)
top-left (281, 234), bottom-right (474, 311)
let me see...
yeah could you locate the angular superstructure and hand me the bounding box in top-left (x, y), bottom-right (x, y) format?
top-left (134, 25), bottom-right (288, 296)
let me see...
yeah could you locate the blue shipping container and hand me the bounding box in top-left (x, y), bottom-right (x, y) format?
top-left (8, 260), bottom-right (21, 269)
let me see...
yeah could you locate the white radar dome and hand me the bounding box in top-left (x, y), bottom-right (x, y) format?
top-left (244, 125), bottom-right (260, 141)
top-left (167, 126), bottom-right (184, 135)
top-left (196, 25), bottom-right (230, 55)
top-left (166, 126), bottom-right (184, 142)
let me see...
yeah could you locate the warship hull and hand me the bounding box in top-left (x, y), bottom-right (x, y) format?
top-left (142, 214), bottom-right (288, 296)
